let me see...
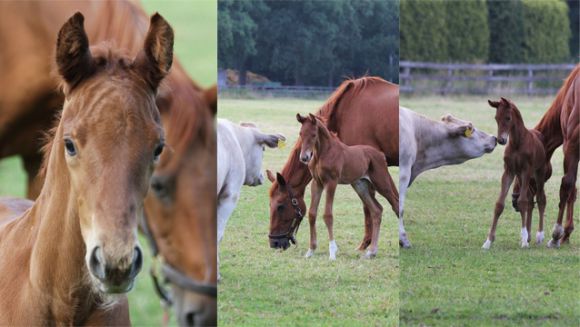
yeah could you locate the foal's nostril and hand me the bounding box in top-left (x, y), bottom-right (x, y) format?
top-left (89, 246), bottom-right (105, 280)
top-left (131, 247), bottom-right (143, 277)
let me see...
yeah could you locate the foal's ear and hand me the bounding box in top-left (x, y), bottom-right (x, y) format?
top-left (56, 12), bottom-right (95, 89)
top-left (296, 113), bottom-right (306, 124)
top-left (276, 172), bottom-right (286, 187)
top-left (308, 113), bottom-right (317, 124)
top-left (266, 170), bottom-right (276, 183)
top-left (488, 99), bottom-right (500, 108)
top-left (135, 13), bottom-right (174, 90)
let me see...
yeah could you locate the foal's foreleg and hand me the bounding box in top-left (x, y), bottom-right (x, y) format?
top-left (305, 181), bottom-right (323, 258)
top-left (535, 176), bottom-right (547, 244)
top-left (483, 171), bottom-right (514, 249)
top-left (323, 181), bottom-right (338, 260)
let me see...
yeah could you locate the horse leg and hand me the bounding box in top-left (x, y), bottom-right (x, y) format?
top-left (549, 141), bottom-right (579, 246)
top-left (535, 176), bottom-right (547, 244)
top-left (482, 171), bottom-right (514, 249)
top-left (351, 179), bottom-right (372, 251)
top-left (323, 180), bottom-right (338, 260)
top-left (562, 140), bottom-right (578, 243)
top-left (365, 193), bottom-right (383, 259)
top-left (305, 180), bottom-right (323, 258)
top-left (217, 189), bottom-right (240, 280)
top-left (398, 165), bottom-right (411, 248)
top-left (517, 173), bottom-right (531, 248)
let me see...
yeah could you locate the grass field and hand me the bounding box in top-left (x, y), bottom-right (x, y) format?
top-left (0, 1), bottom-right (216, 325)
top-left (399, 95), bottom-right (580, 326)
top-left (217, 98), bottom-right (400, 326)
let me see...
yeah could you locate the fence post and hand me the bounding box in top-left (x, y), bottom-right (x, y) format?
top-left (527, 68), bottom-right (534, 95)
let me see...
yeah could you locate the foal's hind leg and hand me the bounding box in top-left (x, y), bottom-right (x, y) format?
top-left (365, 193), bottom-right (383, 259)
top-left (535, 175), bottom-right (547, 244)
top-left (351, 179), bottom-right (373, 251)
top-left (517, 173), bottom-right (532, 248)
top-left (323, 180), bottom-right (338, 260)
top-left (305, 180), bottom-right (324, 258)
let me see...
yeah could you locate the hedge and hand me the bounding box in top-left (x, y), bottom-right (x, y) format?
top-left (446, 0), bottom-right (489, 62)
top-left (400, 0), bottom-right (448, 62)
top-left (522, 0), bottom-right (571, 63)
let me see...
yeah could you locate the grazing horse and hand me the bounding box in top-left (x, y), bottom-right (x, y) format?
top-left (0, 13), bottom-right (171, 324)
top-left (511, 65), bottom-right (579, 247)
top-left (482, 98), bottom-right (548, 249)
top-left (267, 77), bottom-right (400, 251)
top-left (295, 114), bottom-right (398, 259)
top-left (399, 107), bottom-right (497, 246)
top-left (217, 119), bottom-right (285, 276)
top-left (0, 1), bottom-right (217, 324)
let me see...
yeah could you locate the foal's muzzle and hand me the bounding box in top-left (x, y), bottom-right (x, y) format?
top-left (88, 246), bottom-right (143, 293)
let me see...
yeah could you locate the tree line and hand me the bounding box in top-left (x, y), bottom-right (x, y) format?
top-left (401, 0), bottom-right (578, 64)
top-left (218, 0), bottom-right (399, 86)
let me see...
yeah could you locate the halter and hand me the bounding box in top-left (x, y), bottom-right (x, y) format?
top-left (140, 214), bottom-right (217, 309)
top-left (268, 185), bottom-right (304, 245)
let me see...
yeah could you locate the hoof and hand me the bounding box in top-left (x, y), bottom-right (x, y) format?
top-left (521, 241), bottom-right (529, 248)
top-left (547, 239), bottom-right (560, 248)
top-left (482, 239), bottom-right (492, 250)
top-left (536, 231), bottom-right (544, 244)
top-left (399, 239), bottom-right (411, 248)
top-left (329, 254), bottom-right (336, 261)
top-left (364, 251), bottom-right (377, 259)
top-left (304, 249), bottom-right (314, 258)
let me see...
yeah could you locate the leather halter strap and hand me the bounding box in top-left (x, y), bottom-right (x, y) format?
top-left (267, 185), bottom-right (304, 244)
top-left (140, 214), bottom-right (218, 307)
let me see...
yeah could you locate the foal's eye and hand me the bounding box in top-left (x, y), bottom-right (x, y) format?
top-left (64, 138), bottom-right (77, 156)
top-left (277, 205), bottom-right (285, 212)
top-left (153, 143), bottom-right (164, 162)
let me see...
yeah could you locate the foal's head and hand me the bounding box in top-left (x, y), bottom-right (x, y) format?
top-left (296, 113), bottom-right (321, 163)
top-left (488, 97), bottom-right (518, 145)
top-left (53, 12), bottom-right (173, 293)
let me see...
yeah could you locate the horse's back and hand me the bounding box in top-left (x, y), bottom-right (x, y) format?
top-left (330, 79), bottom-right (399, 165)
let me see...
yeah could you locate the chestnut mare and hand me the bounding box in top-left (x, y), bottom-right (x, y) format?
top-left (0, 13), bottom-right (170, 324)
top-left (482, 98), bottom-right (549, 249)
top-left (296, 114), bottom-right (398, 259)
top-left (511, 65), bottom-right (579, 247)
top-left (267, 77), bottom-right (400, 251)
top-left (0, 2), bottom-right (216, 324)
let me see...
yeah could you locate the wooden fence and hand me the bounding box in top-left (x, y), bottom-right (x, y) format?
top-left (400, 61), bottom-right (577, 95)
top-left (219, 84), bottom-right (336, 98)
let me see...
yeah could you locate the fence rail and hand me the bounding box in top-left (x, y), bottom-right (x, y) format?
top-left (400, 61), bottom-right (576, 95)
top-left (219, 84), bottom-right (336, 97)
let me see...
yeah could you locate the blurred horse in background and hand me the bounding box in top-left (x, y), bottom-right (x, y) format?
top-left (0, 1), bottom-right (216, 325)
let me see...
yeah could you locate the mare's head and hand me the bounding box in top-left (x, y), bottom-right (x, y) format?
top-left (488, 97), bottom-right (517, 145)
top-left (296, 113), bottom-right (320, 164)
top-left (143, 54), bottom-right (217, 327)
top-left (266, 171), bottom-right (306, 250)
top-left (53, 12), bottom-right (172, 293)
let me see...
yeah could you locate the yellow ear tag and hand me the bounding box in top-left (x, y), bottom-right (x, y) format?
top-left (277, 139), bottom-right (286, 149)
top-left (464, 128), bottom-right (473, 138)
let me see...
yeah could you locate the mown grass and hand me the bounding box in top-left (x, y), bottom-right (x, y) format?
top-left (0, 1), bottom-right (216, 325)
top-left (217, 98), bottom-right (400, 326)
top-left (399, 95), bottom-right (580, 326)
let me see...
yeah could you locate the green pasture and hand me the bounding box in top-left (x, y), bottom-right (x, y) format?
top-left (217, 98), bottom-right (400, 326)
top-left (399, 96), bottom-right (580, 326)
top-left (0, 1), bottom-right (216, 325)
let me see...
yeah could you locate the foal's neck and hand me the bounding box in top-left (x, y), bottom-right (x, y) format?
top-left (313, 124), bottom-right (338, 158)
top-left (508, 107), bottom-right (528, 148)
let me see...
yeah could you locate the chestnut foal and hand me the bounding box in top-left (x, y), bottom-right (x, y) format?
top-left (483, 98), bottom-right (548, 249)
top-left (296, 114), bottom-right (398, 259)
top-left (0, 13), bottom-right (172, 324)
